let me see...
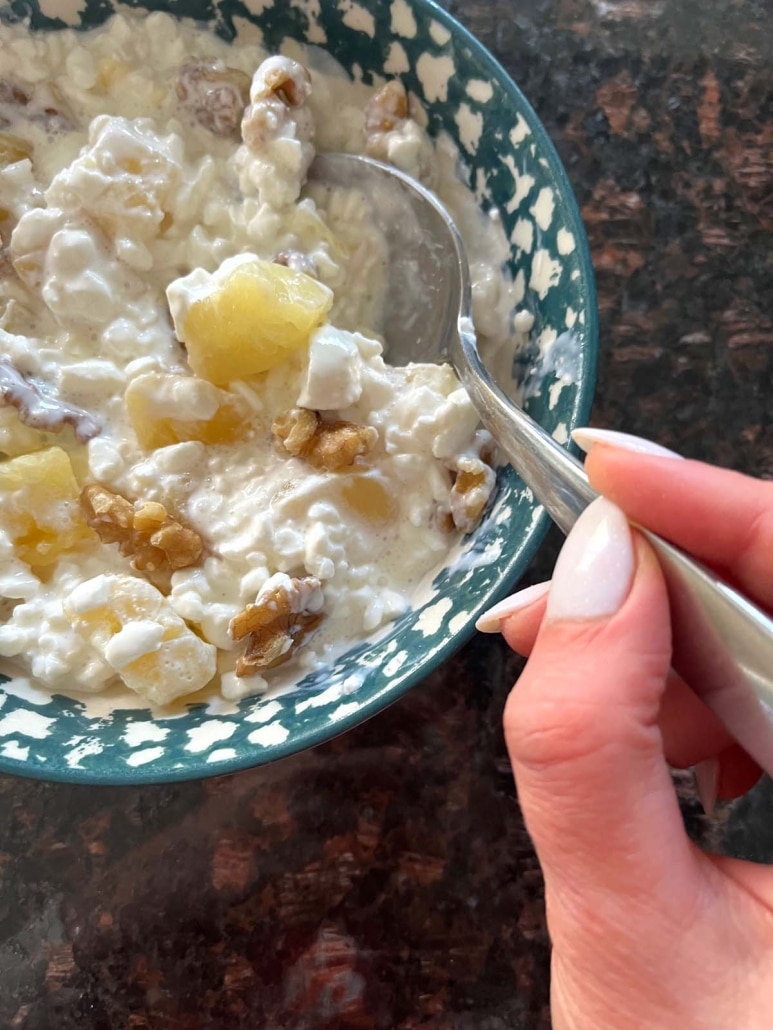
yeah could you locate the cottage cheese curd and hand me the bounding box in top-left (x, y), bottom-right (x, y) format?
top-left (0, 13), bottom-right (519, 706)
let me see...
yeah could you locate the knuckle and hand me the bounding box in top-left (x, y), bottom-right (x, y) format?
top-left (504, 689), bottom-right (614, 772)
top-left (503, 653), bottom-right (664, 777)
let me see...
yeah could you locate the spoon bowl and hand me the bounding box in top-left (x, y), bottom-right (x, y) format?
top-left (309, 152), bottom-right (596, 529)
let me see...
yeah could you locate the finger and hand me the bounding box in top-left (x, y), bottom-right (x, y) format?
top-left (491, 588), bottom-right (738, 768)
top-left (658, 672), bottom-right (738, 768)
top-left (717, 744), bottom-right (763, 800)
top-left (499, 593), bottom-right (548, 655)
top-left (476, 581), bottom-right (550, 640)
top-left (504, 498), bottom-right (699, 920)
top-left (583, 443), bottom-right (773, 609)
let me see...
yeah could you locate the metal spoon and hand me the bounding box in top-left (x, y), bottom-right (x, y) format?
top-left (309, 152), bottom-right (773, 780)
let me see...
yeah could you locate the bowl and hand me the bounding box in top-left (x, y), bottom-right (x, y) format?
top-left (0, 0), bottom-right (597, 784)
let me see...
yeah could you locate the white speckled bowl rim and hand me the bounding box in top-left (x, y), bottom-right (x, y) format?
top-left (0, 0), bottom-right (598, 784)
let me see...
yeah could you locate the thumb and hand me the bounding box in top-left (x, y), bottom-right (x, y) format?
top-left (504, 498), bottom-right (698, 922)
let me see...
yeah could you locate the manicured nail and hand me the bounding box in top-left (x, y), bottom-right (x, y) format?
top-left (547, 497), bottom-right (634, 621)
top-left (572, 427), bottom-right (683, 459)
top-left (694, 758), bottom-right (719, 817)
top-left (476, 581), bottom-right (551, 634)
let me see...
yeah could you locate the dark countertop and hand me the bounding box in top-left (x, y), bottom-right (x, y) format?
top-left (2, 1), bottom-right (772, 1026)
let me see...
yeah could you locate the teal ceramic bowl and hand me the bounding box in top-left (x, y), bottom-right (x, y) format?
top-left (0, 0), bottom-right (597, 783)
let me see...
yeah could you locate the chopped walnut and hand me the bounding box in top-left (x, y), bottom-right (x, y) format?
top-left (435, 509), bottom-right (457, 536)
top-left (447, 454), bottom-right (497, 535)
top-left (81, 484), bottom-right (133, 542)
top-left (272, 408), bottom-right (378, 472)
top-left (273, 406), bottom-right (318, 454)
top-left (81, 485), bottom-right (203, 573)
top-left (364, 80), bottom-right (409, 136)
top-left (310, 421), bottom-right (379, 471)
top-left (254, 56), bottom-right (312, 108)
top-left (229, 574), bottom-right (323, 675)
top-left (240, 56), bottom-right (312, 150)
top-left (176, 63), bottom-right (251, 138)
top-left (363, 79), bottom-right (437, 187)
top-left (131, 501), bottom-right (203, 571)
top-left (0, 360), bottom-right (100, 442)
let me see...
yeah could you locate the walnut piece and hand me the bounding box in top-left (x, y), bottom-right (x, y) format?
top-left (447, 453), bottom-right (497, 535)
top-left (254, 57), bottom-right (312, 108)
top-left (81, 485), bottom-right (203, 573)
top-left (272, 406), bottom-right (318, 455)
top-left (272, 408), bottom-right (378, 472)
top-left (240, 56), bottom-right (312, 151)
top-left (176, 63), bottom-right (251, 138)
top-left (230, 574), bottom-right (323, 676)
top-left (0, 359), bottom-right (100, 442)
top-left (364, 80), bottom-right (409, 136)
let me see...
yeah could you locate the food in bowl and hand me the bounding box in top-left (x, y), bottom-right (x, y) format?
top-left (0, 12), bottom-right (525, 706)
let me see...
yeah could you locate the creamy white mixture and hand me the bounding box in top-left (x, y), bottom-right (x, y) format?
top-left (0, 13), bottom-right (521, 706)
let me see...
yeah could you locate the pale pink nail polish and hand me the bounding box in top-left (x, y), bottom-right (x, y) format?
top-left (476, 581), bottom-right (551, 634)
top-left (572, 427), bottom-right (683, 459)
top-left (694, 758), bottom-right (719, 817)
top-left (547, 497), bottom-right (634, 621)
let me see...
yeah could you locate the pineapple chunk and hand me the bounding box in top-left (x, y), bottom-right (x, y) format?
top-left (63, 573), bottom-right (216, 705)
top-left (339, 472), bottom-right (397, 525)
top-left (0, 446), bottom-right (92, 566)
top-left (167, 254), bottom-right (333, 385)
top-left (125, 373), bottom-right (249, 450)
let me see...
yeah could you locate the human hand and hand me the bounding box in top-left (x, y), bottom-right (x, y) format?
top-left (477, 430), bottom-right (773, 1029)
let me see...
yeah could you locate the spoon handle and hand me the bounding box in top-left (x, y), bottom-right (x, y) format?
top-left (459, 333), bottom-right (773, 779)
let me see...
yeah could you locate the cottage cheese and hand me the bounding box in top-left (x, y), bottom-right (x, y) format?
top-left (0, 13), bottom-right (519, 706)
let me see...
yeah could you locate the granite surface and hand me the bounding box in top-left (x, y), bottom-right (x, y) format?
top-left (2, 0), bottom-right (773, 1026)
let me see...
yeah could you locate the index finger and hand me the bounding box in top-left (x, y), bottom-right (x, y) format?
top-left (584, 445), bottom-right (773, 609)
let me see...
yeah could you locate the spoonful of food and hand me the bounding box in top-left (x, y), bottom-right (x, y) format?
top-left (310, 150), bottom-right (773, 779)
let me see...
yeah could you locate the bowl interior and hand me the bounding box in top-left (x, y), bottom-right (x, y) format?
top-left (0, 0), bottom-right (597, 783)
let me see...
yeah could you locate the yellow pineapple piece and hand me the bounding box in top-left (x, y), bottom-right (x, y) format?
top-left (0, 131), bottom-right (33, 168)
top-left (125, 373), bottom-right (250, 450)
top-left (67, 447), bottom-right (91, 485)
top-left (339, 472), bottom-right (397, 526)
top-left (0, 446), bottom-right (93, 566)
top-left (63, 573), bottom-right (216, 705)
top-left (167, 254), bottom-right (333, 385)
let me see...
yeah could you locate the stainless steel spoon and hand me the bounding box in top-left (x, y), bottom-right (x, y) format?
top-left (309, 152), bottom-right (773, 780)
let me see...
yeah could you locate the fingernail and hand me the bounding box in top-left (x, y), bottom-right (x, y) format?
top-left (547, 497), bottom-right (634, 621)
top-left (476, 581), bottom-right (551, 634)
top-left (694, 758), bottom-right (719, 817)
top-left (572, 427), bottom-right (683, 459)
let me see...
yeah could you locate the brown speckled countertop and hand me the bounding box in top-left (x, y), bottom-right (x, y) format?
top-left (2, 1), bottom-right (773, 1026)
